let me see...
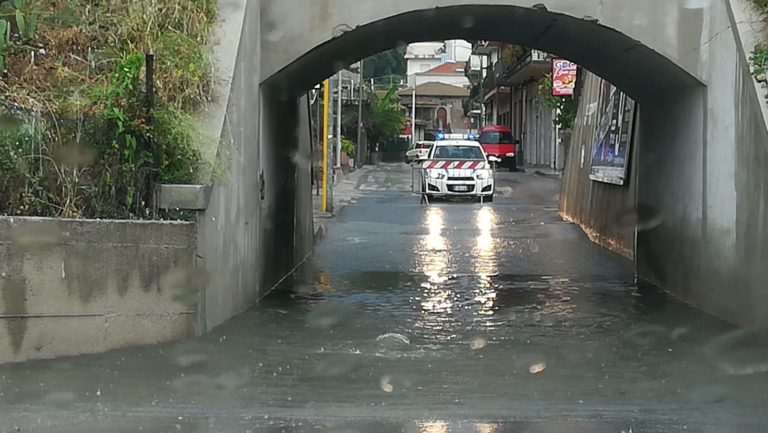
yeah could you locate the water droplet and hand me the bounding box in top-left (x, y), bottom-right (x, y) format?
top-left (376, 333), bottom-right (410, 345)
top-left (10, 221), bottom-right (62, 251)
top-left (306, 302), bottom-right (355, 329)
top-left (624, 325), bottom-right (667, 346)
top-left (469, 337), bottom-right (487, 350)
top-left (42, 391), bottom-right (77, 406)
top-left (174, 353), bottom-right (209, 368)
top-left (529, 362), bottom-right (547, 374)
top-left (379, 375), bottom-right (394, 392)
top-left (705, 327), bottom-right (768, 376)
top-left (265, 29), bottom-right (284, 42)
top-left (313, 355), bottom-right (360, 377)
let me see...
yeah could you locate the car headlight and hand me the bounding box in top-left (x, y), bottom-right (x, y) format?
top-left (476, 169), bottom-right (492, 180)
top-left (428, 169), bottom-right (446, 180)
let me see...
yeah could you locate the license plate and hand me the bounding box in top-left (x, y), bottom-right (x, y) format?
top-left (453, 185), bottom-right (469, 192)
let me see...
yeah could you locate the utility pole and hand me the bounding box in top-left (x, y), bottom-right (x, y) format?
top-left (328, 75), bottom-right (335, 182)
top-left (411, 81), bottom-right (417, 145)
top-left (322, 79), bottom-right (332, 213)
top-left (336, 71), bottom-right (343, 168)
top-left (356, 60), bottom-right (364, 169)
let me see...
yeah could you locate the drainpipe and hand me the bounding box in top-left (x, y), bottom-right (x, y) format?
top-left (521, 85), bottom-right (527, 165)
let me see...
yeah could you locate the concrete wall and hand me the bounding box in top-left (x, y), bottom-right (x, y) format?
top-left (196, 0), bottom-right (264, 331)
top-left (260, 1), bottom-right (702, 100)
top-left (559, 0), bottom-right (768, 326)
top-left (196, 0), bottom-right (315, 331)
top-left (295, 95), bottom-right (315, 265)
top-left (0, 217), bottom-right (197, 363)
top-left (560, 73), bottom-right (638, 258)
top-left (635, 0), bottom-right (768, 326)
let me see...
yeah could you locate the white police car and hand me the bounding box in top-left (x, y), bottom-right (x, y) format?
top-left (421, 137), bottom-right (499, 202)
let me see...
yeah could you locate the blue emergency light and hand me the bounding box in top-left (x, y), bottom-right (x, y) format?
top-left (467, 133), bottom-right (476, 140)
top-left (436, 131), bottom-right (445, 140)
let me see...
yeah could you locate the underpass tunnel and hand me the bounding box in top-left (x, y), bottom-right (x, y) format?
top-left (260, 5), bottom-right (710, 317)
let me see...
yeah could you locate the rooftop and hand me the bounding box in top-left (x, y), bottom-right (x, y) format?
top-left (397, 81), bottom-right (470, 98)
top-left (404, 42), bottom-right (445, 59)
top-left (421, 62), bottom-right (466, 75)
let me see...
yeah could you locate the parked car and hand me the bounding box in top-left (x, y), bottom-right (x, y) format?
top-left (420, 139), bottom-right (499, 202)
top-left (405, 141), bottom-right (434, 163)
top-left (478, 125), bottom-right (519, 171)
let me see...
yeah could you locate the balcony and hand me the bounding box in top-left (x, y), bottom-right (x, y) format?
top-left (505, 49), bottom-right (552, 85)
top-left (481, 60), bottom-right (507, 93)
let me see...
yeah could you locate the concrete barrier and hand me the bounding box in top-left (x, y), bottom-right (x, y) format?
top-left (0, 217), bottom-right (198, 364)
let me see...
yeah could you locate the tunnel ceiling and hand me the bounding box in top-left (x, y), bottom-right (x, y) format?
top-left (262, 5), bottom-right (704, 103)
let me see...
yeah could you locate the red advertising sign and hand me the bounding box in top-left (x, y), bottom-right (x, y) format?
top-left (552, 59), bottom-right (578, 96)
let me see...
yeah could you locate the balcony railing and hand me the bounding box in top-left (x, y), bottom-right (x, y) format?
top-left (505, 49), bottom-right (551, 80)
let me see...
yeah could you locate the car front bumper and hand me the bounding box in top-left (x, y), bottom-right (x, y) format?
top-left (425, 178), bottom-right (494, 196)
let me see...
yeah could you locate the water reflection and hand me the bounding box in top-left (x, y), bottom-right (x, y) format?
top-left (411, 205), bottom-right (507, 339)
top-left (419, 207), bottom-right (449, 284)
top-left (473, 206), bottom-right (498, 277)
top-left (475, 422), bottom-right (498, 433)
top-left (419, 420), bottom-right (448, 433)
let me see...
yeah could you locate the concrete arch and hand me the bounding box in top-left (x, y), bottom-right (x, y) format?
top-left (199, 0), bottom-right (768, 331)
top-left (260, 3), bottom-right (704, 100)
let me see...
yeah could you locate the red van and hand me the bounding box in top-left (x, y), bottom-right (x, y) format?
top-left (478, 125), bottom-right (519, 170)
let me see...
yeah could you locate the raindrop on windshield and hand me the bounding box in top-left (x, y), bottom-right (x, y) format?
top-left (306, 302), bottom-right (356, 329)
top-left (461, 16), bottom-right (476, 28)
top-left (614, 204), bottom-right (663, 231)
top-left (265, 29), bottom-right (284, 42)
top-left (529, 362), bottom-right (547, 374)
top-left (469, 337), bottom-right (487, 350)
top-left (705, 327), bottom-right (768, 376)
top-left (379, 375), bottom-right (394, 392)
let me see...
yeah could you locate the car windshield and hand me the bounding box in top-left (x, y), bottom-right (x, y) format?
top-left (433, 145), bottom-right (485, 160)
top-left (479, 131), bottom-right (514, 144)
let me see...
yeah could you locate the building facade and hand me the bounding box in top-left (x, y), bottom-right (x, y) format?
top-left (398, 82), bottom-right (470, 141)
top-left (466, 44), bottom-right (567, 171)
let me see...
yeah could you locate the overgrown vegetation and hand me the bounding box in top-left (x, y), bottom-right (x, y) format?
top-left (750, 0), bottom-right (768, 81)
top-left (363, 47), bottom-right (406, 81)
top-left (0, 0), bottom-right (216, 219)
top-left (340, 136), bottom-right (355, 157)
top-left (342, 85), bottom-right (405, 152)
top-left (538, 74), bottom-right (578, 131)
top-left (751, 43), bottom-right (768, 82)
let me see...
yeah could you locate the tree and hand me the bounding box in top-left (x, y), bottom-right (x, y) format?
top-left (363, 46), bottom-right (406, 80)
top-left (538, 74), bottom-right (578, 131)
top-left (341, 85), bottom-right (405, 148)
top-left (365, 85), bottom-right (405, 146)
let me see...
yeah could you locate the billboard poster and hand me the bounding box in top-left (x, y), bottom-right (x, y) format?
top-left (589, 83), bottom-right (636, 185)
top-left (551, 59), bottom-right (578, 96)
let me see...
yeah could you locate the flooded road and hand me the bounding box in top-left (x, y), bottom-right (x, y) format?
top-left (1, 164), bottom-right (767, 433)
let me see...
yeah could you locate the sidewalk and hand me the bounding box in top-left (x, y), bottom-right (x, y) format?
top-left (312, 165), bottom-right (373, 242)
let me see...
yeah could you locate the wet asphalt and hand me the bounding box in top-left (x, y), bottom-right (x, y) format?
top-left (1, 164), bottom-right (767, 433)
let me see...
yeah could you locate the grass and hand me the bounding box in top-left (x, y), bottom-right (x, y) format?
top-left (0, 0), bottom-right (217, 219)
